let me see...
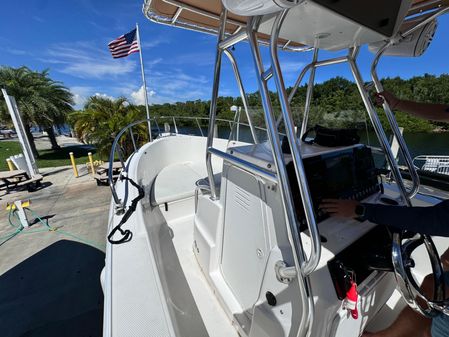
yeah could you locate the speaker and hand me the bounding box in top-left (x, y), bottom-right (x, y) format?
top-left (369, 16), bottom-right (438, 57)
top-left (221, 0), bottom-right (303, 16)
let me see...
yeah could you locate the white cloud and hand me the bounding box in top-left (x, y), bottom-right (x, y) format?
top-left (73, 94), bottom-right (85, 108)
top-left (71, 86), bottom-right (93, 109)
top-left (281, 61), bottom-right (306, 74)
top-left (94, 92), bottom-right (115, 100)
top-left (130, 86), bottom-right (146, 105)
top-left (146, 69), bottom-right (209, 104)
top-left (141, 38), bottom-right (169, 49)
top-left (123, 68), bottom-right (210, 106)
top-left (47, 41), bottom-right (136, 79)
top-left (4, 47), bottom-right (27, 55)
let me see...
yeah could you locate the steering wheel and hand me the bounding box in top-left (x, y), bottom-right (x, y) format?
top-left (392, 231), bottom-right (449, 317)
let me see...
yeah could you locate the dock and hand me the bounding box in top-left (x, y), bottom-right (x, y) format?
top-left (0, 166), bottom-right (110, 337)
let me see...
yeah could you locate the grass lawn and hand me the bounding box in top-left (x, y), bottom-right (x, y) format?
top-left (0, 140), bottom-right (105, 171)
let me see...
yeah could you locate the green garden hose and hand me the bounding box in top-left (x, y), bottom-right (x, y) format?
top-left (1, 207), bottom-right (105, 250)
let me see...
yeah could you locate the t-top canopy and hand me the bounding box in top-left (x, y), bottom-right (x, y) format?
top-left (142, 0), bottom-right (307, 50)
top-left (143, 0), bottom-right (449, 51)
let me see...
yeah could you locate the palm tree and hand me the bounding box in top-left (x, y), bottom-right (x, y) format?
top-left (69, 96), bottom-right (147, 158)
top-left (0, 66), bottom-right (73, 156)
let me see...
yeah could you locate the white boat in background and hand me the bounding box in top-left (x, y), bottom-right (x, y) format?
top-left (414, 155), bottom-right (449, 176)
top-left (102, 1), bottom-right (449, 337)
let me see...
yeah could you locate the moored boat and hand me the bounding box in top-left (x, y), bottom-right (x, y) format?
top-left (102, 1), bottom-right (449, 336)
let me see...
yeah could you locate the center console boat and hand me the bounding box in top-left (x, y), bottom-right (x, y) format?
top-left (101, 1), bottom-right (449, 336)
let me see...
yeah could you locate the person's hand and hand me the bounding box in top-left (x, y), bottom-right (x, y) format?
top-left (374, 91), bottom-right (401, 109)
top-left (320, 199), bottom-right (360, 218)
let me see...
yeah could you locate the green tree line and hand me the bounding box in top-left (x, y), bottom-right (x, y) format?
top-left (144, 74), bottom-right (449, 133)
top-left (1, 65), bottom-right (448, 163)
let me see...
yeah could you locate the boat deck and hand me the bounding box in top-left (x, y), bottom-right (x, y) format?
top-left (0, 166), bottom-right (109, 337)
top-left (169, 213), bottom-right (240, 337)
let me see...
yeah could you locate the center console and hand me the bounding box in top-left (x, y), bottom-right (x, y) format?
top-left (227, 141), bottom-right (398, 336)
top-left (285, 144), bottom-right (392, 300)
top-left (230, 141), bottom-right (394, 304)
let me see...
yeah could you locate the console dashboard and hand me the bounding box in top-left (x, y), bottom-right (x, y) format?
top-left (284, 144), bottom-right (392, 299)
top-left (286, 144), bottom-right (381, 227)
top-left (229, 141), bottom-right (393, 300)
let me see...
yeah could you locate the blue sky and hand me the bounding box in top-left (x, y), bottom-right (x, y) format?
top-left (1, 0), bottom-right (449, 109)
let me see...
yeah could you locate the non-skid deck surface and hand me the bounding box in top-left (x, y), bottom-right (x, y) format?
top-left (168, 215), bottom-right (240, 337)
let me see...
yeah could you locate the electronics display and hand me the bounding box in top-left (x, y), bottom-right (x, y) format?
top-left (286, 144), bottom-right (388, 299)
top-left (287, 145), bottom-right (381, 228)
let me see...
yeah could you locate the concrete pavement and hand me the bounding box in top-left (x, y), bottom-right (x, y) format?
top-left (0, 165), bottom-right (110, 337)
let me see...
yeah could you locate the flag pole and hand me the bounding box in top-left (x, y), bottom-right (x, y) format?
top-left (136, 23), bottom-right (153, 142)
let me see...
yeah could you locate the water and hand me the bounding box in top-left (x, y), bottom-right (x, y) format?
top-left (30, 124), bottom-right (72, 136)
top-left (359, 131), bottom-right (449, 165)
top-left (176, 124), bottom-right (449, 160)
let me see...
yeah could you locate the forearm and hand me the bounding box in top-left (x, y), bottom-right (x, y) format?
top-left (362, 201), bottom-right (449, 237)
top-left (396, 99), bottom-right (449, 122)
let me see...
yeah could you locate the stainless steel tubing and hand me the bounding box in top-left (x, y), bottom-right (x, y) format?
top-left (171, 7), bottom-right (183, 24)
top-left (206, 8), bottom-right (227, 200)
top-left (410, 0), bottom-right (442, 12)
top-left (288, 56), bottom-right (348, 104)
top-left (402, 7), bottom-right (449, 38)
top-left (223, 49), bottom-right (259, 143)
top-left (247, 14), bottom-right (313, 337)
top-left (208, 147), bottom-right (277, 182)
top-left (300, 47), bottom-right (319, 137)
top-left (263, 68), bottom-right (273, 81)
top-left (270, 10), bottom-right (321, 276)
top-left (219, 30), bottom-right (248, 50)
top-left (162, 0), bottom-right (245, 28)
top-left (173, 116), bottom-right (178, 134)
top-left (108, 118), bottom-right (153, 209)
top-left (195, 118), bottom-right (204, 136)
top-left (288, 65), bottom-right (311, 104)
top-left (371, 42), bottom-right (420, 198)
top-left (129, 128), bottom-right (137, 152)
top-left (348, 51), bottom-right (411, 206)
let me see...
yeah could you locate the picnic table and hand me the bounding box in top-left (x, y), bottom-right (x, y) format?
top-left (0, 170), bottom-right (43, 192)
top-left (94, 162), bottom-right (123, 185)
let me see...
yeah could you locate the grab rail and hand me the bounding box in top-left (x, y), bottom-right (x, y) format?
top-left (270, 10), bottom-right (321, 277)
top-left (247, 13), bottom-right (315, 337)
top-left (371, 44), bottom-right (420, 199)
top-left (208, 147), bottom-right (277, 183)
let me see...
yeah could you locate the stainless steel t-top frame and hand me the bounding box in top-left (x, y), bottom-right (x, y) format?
top-left (205, 3), bottom-right (449, 333)
top-left (369, 6), bottom-right (449, 318)
top-left (206, 9), bottom-right (318, 337)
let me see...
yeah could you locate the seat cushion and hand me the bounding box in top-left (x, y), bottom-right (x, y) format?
top-left (151, 162), bottom-right (205, 206)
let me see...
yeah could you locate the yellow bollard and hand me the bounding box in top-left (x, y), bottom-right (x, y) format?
top-left (88, 152), bottom-right (95, 175)
top-left (69, 152), bottom-right (79, 178)
top-left (6, 158), bottom-right (15, 171)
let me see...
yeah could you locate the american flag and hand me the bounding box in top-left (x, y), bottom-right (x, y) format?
top-left (108, 29), bottom-right (139, 59)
